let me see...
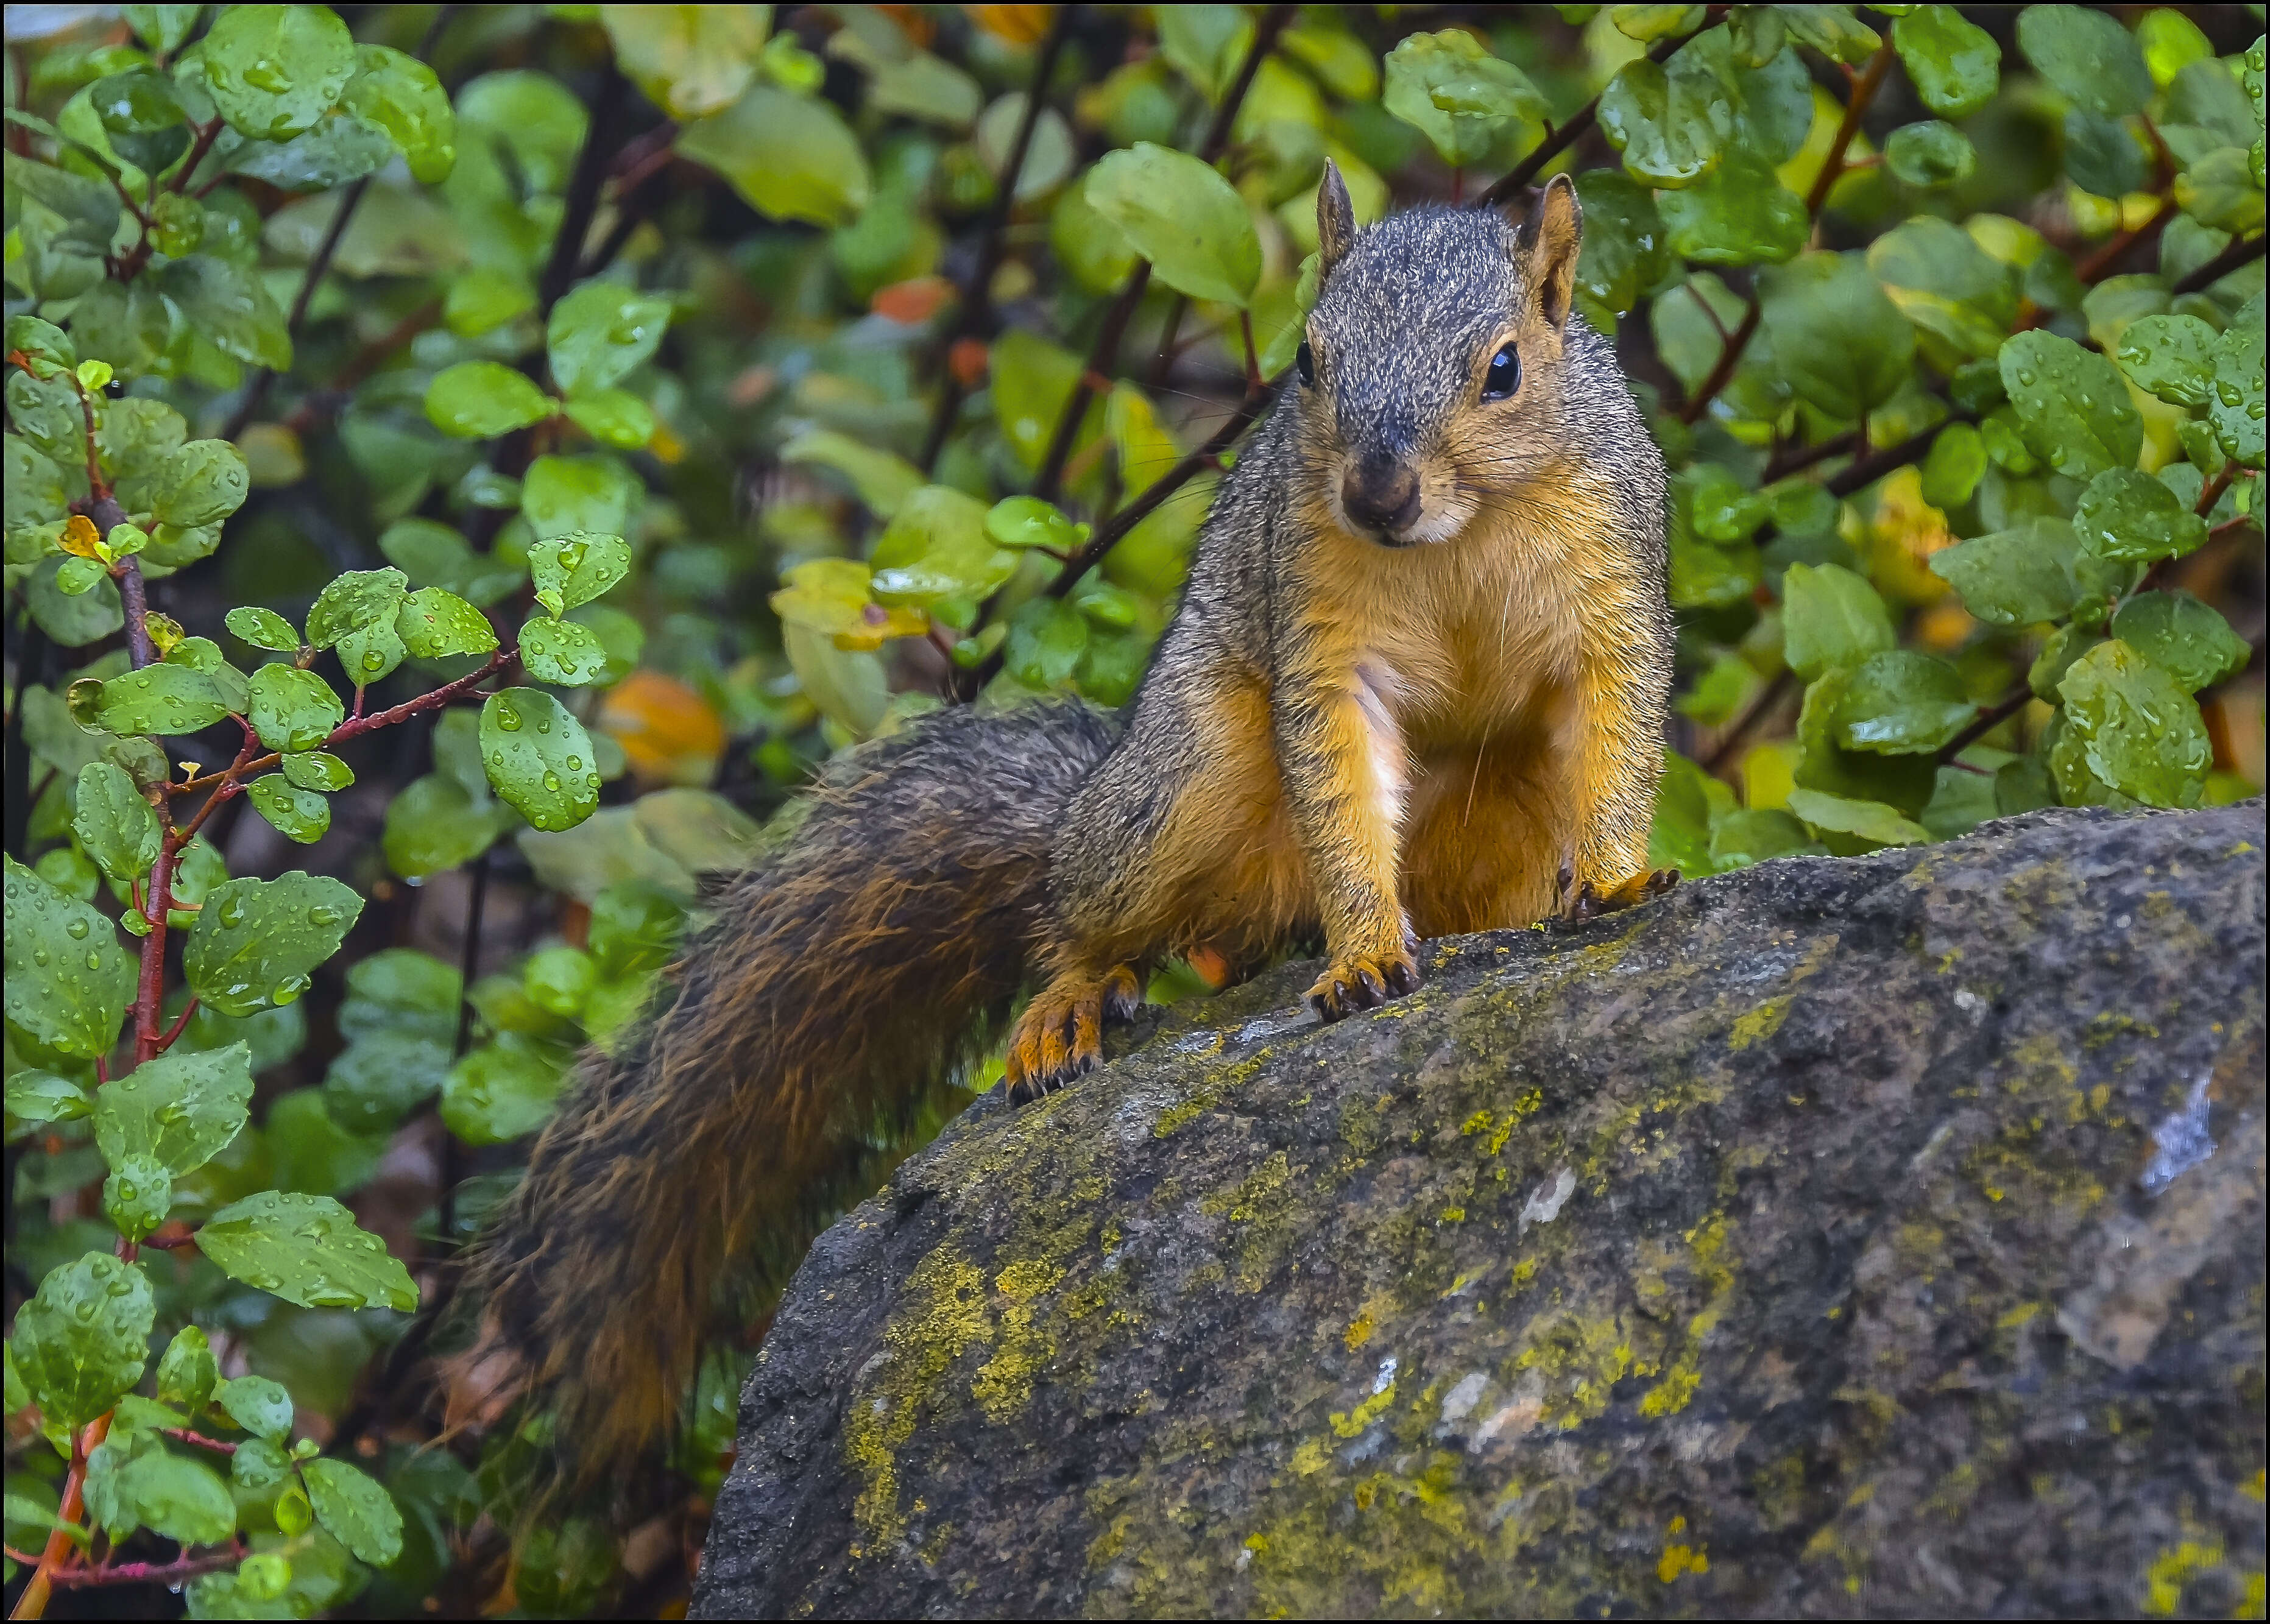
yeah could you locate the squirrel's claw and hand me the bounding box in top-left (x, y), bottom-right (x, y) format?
top-left (1558, 866), bottom-right (1680, 922)
top-left (1306, 948), bottom-right (1420, 1022)
top-left (1005, 966), bottom-right (1142, 1104)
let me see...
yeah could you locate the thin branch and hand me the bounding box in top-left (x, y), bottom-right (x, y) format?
top-left (969, 375), bottom-right (1282, 688)
top-left (1476, 23), bottom-right (1705, 210)
top-left (9, 1413), bottom-right (110, 1620)
top-left (217, 176), bottom-right (372, 443)
top-left (2170, 230), bottom-right (2266, 296)
top-left (1702, 670), bottom-right (1793, 775)
top-left (1804, 43), bottom-right (1896, 218)
top-left (918, 5), bottom-right (1076, 473)
top-left (537, 67), bottom-right (629, 320)
top-left (159, 1427), bottom-right (236, 1455)
top-left (1027, 4), bottom-right (1295, 503)
top-left (45, 1542), bottom-right (247, 1590)
top-left (1937, 685), bottom-right (2031, 763)
top-left (154, 997), bottom-right (199, 1055)
top-left (2072, 194), bottom-right (2177, 285)
top-left (1676, 298), bottom-right (1761, 426)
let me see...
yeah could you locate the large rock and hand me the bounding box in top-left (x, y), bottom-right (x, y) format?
top-left (694, 805), bottom-right (2266, 1620)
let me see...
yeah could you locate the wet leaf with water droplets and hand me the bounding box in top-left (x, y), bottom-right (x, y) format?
top-left (247, 663), bottom-right (345, 754)
top-left (10, 1251), bottom-right (154, 1430)
top-left (183, 873), bottom-right (363, 1018)
top-left (95, 1041), bottom-right (253, 1179)
top-left (155, 1324), bottom-right (217, 1410)
top-left (527, 531), bottom-right (632, 615)
top-left (215, 1374), bottom-right (294, 1439)
top-left (71, 760), bottom-right (161, 884)
top-left (103, 1152), bottom-right (173, 1241)
top-left (5, 853), bottom-right (134, 1057)
top-left (2057, 639), bottom-right (2212, 808)
top-left (195, 1191), bottom-right (417, 1311)
top-left (302, 1457), bottom-right (405, 1566)
top-left (91, 662), bottom-right (234, 740)
top-left (1998, 329), bottom-right (2142, 480)
top-left (481, 688), bottom-right (601, 831)
top-left (245, 775), bottom-right (333, 844)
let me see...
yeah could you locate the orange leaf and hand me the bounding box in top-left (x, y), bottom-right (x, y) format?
top-left (949, 336), bottom-right (990, 387)
top-left (964, 4), bottom-right (1052, 45)
top-left (596, 669), bottom-right (727, 787)
top-left (60, 514), bottom-right (102, 558)
top-left (872, 275), bottom-right (955, 326)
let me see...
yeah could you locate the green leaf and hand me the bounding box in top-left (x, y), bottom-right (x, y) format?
top-left (1600, 56), bottom-right (1720, 189)
top-left (378, 519), bottom-right (523, 609)
top-left (869, 484), bottom-right (1014, 608)
top-left (342, 43), bottom-right (456, 184)
top-left (442, 1032), bottom-right (571, 1145)
top-left (1884, 119), bottom-right (1976, 189)
top-left (1003, 596), bottom-right (1089, 691)
top-left (196, 1191), bottom-right (418, 1310)
top-left (200, 2), bottom-right (358, 140)
top-left (1084, 143), bottom-right (1261, 308)
top-left (1920, 422), bottom-right (1988, 509)
top-left (1780, 562), bottom-right (1895, 680)
top-left (325, 1029), bottom-right (450, 1133)
top-left (528, 531), bottom-right (632, 615)
top-left (55, 556), bottom-right (107, 596)
top-left (518, 618), bottom-right (612, 686)
top-left (1930, 517), bottom-right (2113, 626)
top-left (1381, 30), bottom-right (1546, 168)
top-left (104, 1154), bottom-right (171, 1241)
top-left (1647, 751), bottom-right (1718, 878)
top-left (304, 567), bottom-right (408, 651)
top-left (601, 2), bottom-right (768, 119)
top-left (124, 5), bottom-right (201, 54)
top-left (2057, 638), bottom-right (2212, 808)
top-left (780, 430), bottom-right (925, 520)
top-left (396, 587), bottom-right (498, 658)
top-left (423, 362), bottom-right (554, 439)
top-left (1833, 650), bottom-right (1978, 754)
top-left (1998, 330), bottom-right (2143, 479)
top-left (674, 84), bottom-right (870, 227)
top-left (183, 872), bottom-right (363, 1017)
top-left (382, 772), bottom-right (514, 880)
top-left (216, 1374), bottom-right (292, 1439)
top-left (94, 1042), bottom-right (253, 1176)
top-left (1776, 5), bottom-right (1879, 65)
top-left (158, 256), bottom-right (291, 372)
top-left (2109, 591), bottom-right (2250, 693)
top-left (2073, 467), bottom-right (2209, 563)
top-left (2208, 305), bottom-right (2265, 468)
top-left (1759, 252), bottom-right (1917, 421)
top-left (230, 1437), bottom-right (291, 1492)
top-left (10, 1251), bottom-right (153, 1430)
top-left (2115, 312), bottom-right (2219, 408)
top-left (1656, 149), bottom-right (1807, 266)
top-left (225, 606), bottom-right (302, 653)
top-left (546, 280), bottom-right (673, 397)
top-left (444, 265), bottom-right (537, 337)
top-left (522, 454), bottom-right (638, 542)
top-left (1157, 5), bottom-right (1255, 102)
top-left (8, 1069), bottom-right (93, 1127)
top-left (1710, 808), bottom-right (1826, 869)
top-left (246, 664), bottom-right (344, 754)
top-left (480, 688), bottom-right (602, 831)
top-left (2062, 108), bottom-right (2146, 200)
top-left (71, 761), bottom-right (161, 884)
top-left (1786, 787), bottom-right (1932, 848)
top-left (2017, 4), bottom-right (2152, 118)
top-left (245, 775), bottom-right (331, 844)
top-left (85, 1438), bottom-right (233, 1546)
top-left (155, 1325), bottom-right (217, 1410)
top-left (303, 1457), bottom-right (405, 1567)
top-left (149, 440), bottom-right (251, 529)
top-left (1572, 169), bottom-right (1671, 317)
top-left (5, 854), bottom-right (135, 1058)
top-left (560, 388), bottom-right (655, 450)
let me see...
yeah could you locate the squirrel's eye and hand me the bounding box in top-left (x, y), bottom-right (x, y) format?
top-left (1296, 341), bottom-right (1315, 387)
top-left (1480, 342), bottom-right (1521, 403)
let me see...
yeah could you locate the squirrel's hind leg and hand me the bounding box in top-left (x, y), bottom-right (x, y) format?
top-left (1005, 964), bottom-right (1144, 1104)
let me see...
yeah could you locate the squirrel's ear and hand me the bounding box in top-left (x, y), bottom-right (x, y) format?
top-left (1317, 158), bottom-right (1356, 278)
top-left (1518, 173), bottom-right (1583, 333)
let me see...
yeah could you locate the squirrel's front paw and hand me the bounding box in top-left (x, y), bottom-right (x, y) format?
top-left (1557, 863), bottom-right (1680, 922)
top-left (1305, 948), bottom-right (1420, 1022)
top-left (1005, 966), bottom-right (1142, 1105)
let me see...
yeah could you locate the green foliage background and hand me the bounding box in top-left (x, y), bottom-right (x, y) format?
top-left (3, 2), bottom-right (2263, 1615)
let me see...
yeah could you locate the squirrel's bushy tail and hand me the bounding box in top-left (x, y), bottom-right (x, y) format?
top-left (449, 701), bottom-right (1113, 1486)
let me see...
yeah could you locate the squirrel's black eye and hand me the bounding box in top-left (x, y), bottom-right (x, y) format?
top-left (1480, 342), bottom-right (1521, 403)
top-left (1296, 341), bottom-right (1315, 387)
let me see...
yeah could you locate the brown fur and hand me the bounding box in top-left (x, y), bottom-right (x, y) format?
top-left (457, 175), bottom-right (1673, 1489)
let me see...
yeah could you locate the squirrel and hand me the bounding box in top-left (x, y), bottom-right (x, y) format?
top-left (449, 164), bottom-right (1674, 1492)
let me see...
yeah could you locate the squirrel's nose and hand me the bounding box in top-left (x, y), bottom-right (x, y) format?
top-left (1342, 457), bottom-right (1421, 538)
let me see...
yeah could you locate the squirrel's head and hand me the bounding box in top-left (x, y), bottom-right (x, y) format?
top-left (1291, 164), bottom-right (1586, 549)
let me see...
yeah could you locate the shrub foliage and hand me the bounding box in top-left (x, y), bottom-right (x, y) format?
top-left (4, 2), bottom-right (2262, 1615)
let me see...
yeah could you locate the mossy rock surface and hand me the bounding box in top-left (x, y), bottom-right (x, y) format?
top-left (694, 803), bottom-right (2266, 1620)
